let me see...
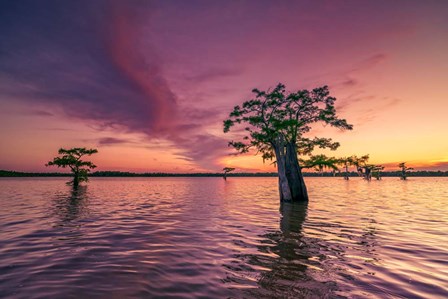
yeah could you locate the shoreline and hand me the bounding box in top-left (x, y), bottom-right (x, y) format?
top-left (2, 170), bottom-right (448, 178)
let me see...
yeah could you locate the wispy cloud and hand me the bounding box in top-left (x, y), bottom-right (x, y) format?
top-left (0, 1), bottom-right (177, 136)
top-left (185, 67), bottom-right (243, 83)
top-left (340, 78), bottom-right (358, 87)
top-left (350, 53), bottom-right (388, 73)
top-left (97, 137), bottom-right (133, 146)
top-left (0, 0), bottom-right (231, 170)
top-left (24, 109), bottom-right (54, 117)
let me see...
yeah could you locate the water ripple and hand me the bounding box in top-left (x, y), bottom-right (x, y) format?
top-left (0, 177), bottom-right (447, 298)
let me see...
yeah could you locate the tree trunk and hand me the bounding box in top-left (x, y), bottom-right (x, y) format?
top-left (73, 171), bottom-right (79, 187)
top-left (272, 139), bottom-right (309, 202)
top-left (365, 167), bottom-right (372, 181)
top-left (285, 142), bottom-right (308, 202)
top-left (273, 141), bottom-right (293, 202)
top-left (401, 169), bottom-right (406, 180)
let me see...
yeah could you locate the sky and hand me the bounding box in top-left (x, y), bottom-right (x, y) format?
top-left (0, 0), bottom-right (447, 173)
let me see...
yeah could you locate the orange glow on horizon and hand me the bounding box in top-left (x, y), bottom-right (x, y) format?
top-left (1, 2), bottom-right (448, 172)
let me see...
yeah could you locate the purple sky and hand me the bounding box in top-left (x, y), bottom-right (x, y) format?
top-left (1, 0), bottom-right (448, 172)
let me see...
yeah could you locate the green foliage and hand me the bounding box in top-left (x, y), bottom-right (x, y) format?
top-left (223, 83), bottom-right (353, 162)
top-left (341, 154), bottom-right (370, 167)
top-left (46, 147), bottom-right (98, 185)
top-left (398, 162), bottom-right (413, 171)
top-left (371, 165), bottom-right (384, 171)
top-left (336, 155), bottom-right (370, 179)
top-left (398, 162), bottom-right (413, 180)
top-left (301, 154), bottom-right (339, 172)
top-left (370, 165), bottom-right (384, 179)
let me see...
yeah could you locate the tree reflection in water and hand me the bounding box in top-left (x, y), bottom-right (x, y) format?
top-left (51, 185), bottom-right (89, 229)
top-left (225, 203), bottom-right (339, 298)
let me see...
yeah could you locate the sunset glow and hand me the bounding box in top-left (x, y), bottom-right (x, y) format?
top-left (1, 1), bottom-right (448, 172)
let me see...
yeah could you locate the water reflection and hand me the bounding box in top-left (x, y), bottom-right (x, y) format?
top-left (50, 185), bottom-right (91, 246)
top-left (1, 178), bottom-right (447, 298)
top-left (225, 202), bottom-right (338, 298)
top-left (257, 203), bottom-right (313, 297)
top-left (52, 186), bottom-right (88, 224)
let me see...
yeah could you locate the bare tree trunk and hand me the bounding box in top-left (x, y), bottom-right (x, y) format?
top-left (272, 139), bottom-right (308, 202)
top-left (285, 142), bottom-right (308, 202)
top-left (365, 167), bottom-right (372, 181)
top-left (73, 173), bottom-right (79, 187)
top-left (273, 140), bottom-right (292, 202)
top-left (344, 164), bottom-right (349, 180)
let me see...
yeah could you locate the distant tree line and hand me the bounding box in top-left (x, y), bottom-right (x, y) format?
top-left (2, 170), bottom-right (448, 178)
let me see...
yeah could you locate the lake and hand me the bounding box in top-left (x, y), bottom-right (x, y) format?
top-left (0, 177), bottom-right (447, 298)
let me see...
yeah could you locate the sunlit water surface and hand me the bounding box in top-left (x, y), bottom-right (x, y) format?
top-left (0, 177), bottom-right (447, 298)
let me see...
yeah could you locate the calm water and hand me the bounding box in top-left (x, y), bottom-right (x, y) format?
top-left (0, 177), bottom-right (447, 298)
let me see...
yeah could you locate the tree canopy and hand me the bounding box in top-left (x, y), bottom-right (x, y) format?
top-left (223, 83), bottom-right (353, 163)
top-left (301, 154), bottom-right (339, 173)
top-left (222, 167), bottom-right (236, 180)
top-left (223, 167), bottom-right (236, 173)
top-left (399, 162), bottom-right (413, 180)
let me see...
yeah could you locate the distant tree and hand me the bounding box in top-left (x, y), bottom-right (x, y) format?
top-left (338, 155), bottom-right (368, 180)
top-left (359, 163), bottom-right (384, 181)
top-left (372, 165), bottom-right (384, 180)
top-left (398, 162), bottom-right (413, 180)
top-left (338, 157), bottom-right (351, 180)
top-left (46, 148), bottom-right (98, 187)
top-left (348, 155), bottom-right (371, 180)
top-left (223, 167), bottom-right (235, 180)
top-left (301, 154), bottom-right (339, 176)
top-left (223, 83), bottom-right (352, 202)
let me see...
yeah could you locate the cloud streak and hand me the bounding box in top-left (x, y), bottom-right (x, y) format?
top-left (0, 0), bottom-right (230, 170)
top-left (0, 0), bottom-right (177, 135)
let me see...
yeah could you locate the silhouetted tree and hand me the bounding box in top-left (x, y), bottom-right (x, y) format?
top-left (372, 165), bottom-right (384, 180)
top-left (338, 157), bottom-right (351, 180)
top-left (223, 167), bottom-right (235, 180)
top-left (398, 162), bottom-right (413, 180)
top-left (46, 147), bottom-right (98, 187)
top-left (348, 155), bottom-right (371, 180)
top-left (223, 83), bottom-right (352, 202)
top-left (338, 155), bottom-right (368, 180)
top-left (360, 164), bottom-right (384, 181)
top-left (364, 166), bottom-right (372, 181)
top-left (301, 154), bottom-right (339, 176)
